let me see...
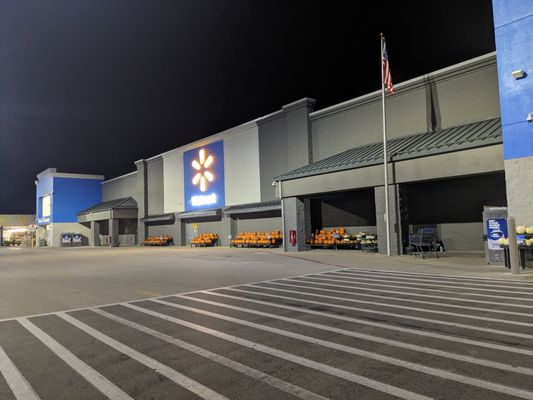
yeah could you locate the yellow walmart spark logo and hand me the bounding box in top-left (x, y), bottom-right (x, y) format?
top-left (191, 148), bottom-right (214, 192)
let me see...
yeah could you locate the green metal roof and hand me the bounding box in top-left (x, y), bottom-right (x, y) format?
top-left (77, 197), bottom-right (137, 215)
top-left (224, 200), bottom-right (281, 215)
top-left (275, 118), bottom-right (501, 181)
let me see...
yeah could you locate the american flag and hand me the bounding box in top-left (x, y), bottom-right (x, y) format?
top-left (382, 41), bottom-right (395, 95)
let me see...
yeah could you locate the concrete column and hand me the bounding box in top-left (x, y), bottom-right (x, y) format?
top-left (109, 219), bottom-right (119, 247)
top-left (135, 159), bottom-right (148, 243)
top-left (282, 98), bottom-right (316, 167)
top-left (375, 185), bottom-right (402, 255)
top-left (89, 221), bottom-right (100, 246)
top-left (220, 215), bottom-right (237, 246)
top-left (0, 226), bottom-right (3, 247)
top-left (505, 158), bottom-right (533, 227)
top-left (282, 196), bottom-right (309, 252)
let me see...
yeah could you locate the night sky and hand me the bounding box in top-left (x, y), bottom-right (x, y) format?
top-left (0, 0), bottom-right (495, 214)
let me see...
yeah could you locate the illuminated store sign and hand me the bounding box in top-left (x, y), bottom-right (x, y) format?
top-left (183, 140), bottom-right (225, 211)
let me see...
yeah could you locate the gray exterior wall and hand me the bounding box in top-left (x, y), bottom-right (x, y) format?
top-left (147, 157), bottom-right (164, 215)
top-left (437, 223), bottom-right (484, 251)
top-left (102, 172), bottom-right (138, 202)
top-left (258, 99), bottom-right (315, 201)
top-left (504, 157), bottom-right (533, 226)
top-left (236, 216), bottom-right (282, 233)
top-left (311, 53), bottom-right (500, 161)
top-left (147, 223), bottom-right (177, 240)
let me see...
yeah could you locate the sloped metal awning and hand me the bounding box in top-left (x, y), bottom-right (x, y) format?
top-left (224, 200), bottom-right (281, 216)
top-left (77, 197), bottom-right (138, 222)
top-left (141, 213), bottom-right (176, 224)
top-left (275, 118), bottom-right (502, 181)
top-left (0, 214), bottom-right (35, 226)
top-left (178, 208), bottom-right (221, 220)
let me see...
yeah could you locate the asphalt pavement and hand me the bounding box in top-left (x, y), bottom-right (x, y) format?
top-left (2, 266), bottom-right (533, 399)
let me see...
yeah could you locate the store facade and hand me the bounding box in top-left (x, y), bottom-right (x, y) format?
top-left (32, 50), bottom-right (518, 253)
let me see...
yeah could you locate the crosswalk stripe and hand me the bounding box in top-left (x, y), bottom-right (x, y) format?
top-left (124, 302), bottom-right (432, 400)
top-left (249, 283), bottom-right (533, 357)
top-left (0, 345), bottom-right (40, 400)
top-left (293, 276), bottom-right (533, 303)
top-left (319, 272), bottom-right (533, 295)
top-left (287, 277), bottom-right (533, 308)
top-left (255, 283), bottom-right (533, 340)
top-left (332, 270), bottom-right (533, 290)
top-left (260, 280), bottom-right (533, 318)
top-left (56, 312), bottom-right (229, 400)
top-left (92, 307), bottom-right (329, 400)
top-left (343, 268), bottom-right (533, 286)
top-left (204, 289), bottom-right (533, 376)
top-left (155, 296), bottom-right (533, 400)
top-left (17, 318), bottom-right (133, 400)
top-left (227, 284), bottom-right (533, 327)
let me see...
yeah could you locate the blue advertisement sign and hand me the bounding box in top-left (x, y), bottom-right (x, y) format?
top-left (487, 218), bottom-right (508, 250)
top-left (183, 140), bottom-right (225, 211)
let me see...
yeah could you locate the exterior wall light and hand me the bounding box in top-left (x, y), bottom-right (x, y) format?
top-left (527, 112), bottom-right (533, 123)
top-left (511, 69), bottom-right (526, 79)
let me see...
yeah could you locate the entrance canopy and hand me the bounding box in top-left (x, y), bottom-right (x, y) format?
top-left (77, 197), bottom-right (138, 223)
top-left (275, 118), bottom-right (501, 182)
top-left (224, 200), bottom-right (281, 216)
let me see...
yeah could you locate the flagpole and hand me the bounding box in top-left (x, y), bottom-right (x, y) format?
top-left (381, 33), bottom-right (391, 256)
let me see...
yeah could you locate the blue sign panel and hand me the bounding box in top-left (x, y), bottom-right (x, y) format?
top-left (183, 140), bottom-right (225, 211)
top-left (487, 218), bottom-right (508, 250)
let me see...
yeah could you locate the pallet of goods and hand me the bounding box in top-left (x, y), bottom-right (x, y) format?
top-left (230, 231), bottom-right (283, 248)
top-left (308, 228), bottom-right (378, 251)
top-left (142, 235), bottom-right (173, 246)
top-left (191, 233), bottom-right (219, 247)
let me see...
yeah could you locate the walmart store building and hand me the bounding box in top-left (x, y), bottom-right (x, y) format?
top-left (35, 0), bottom-right (532, 253)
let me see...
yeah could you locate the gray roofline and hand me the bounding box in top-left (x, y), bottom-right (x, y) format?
top-left (310, 52), bottom-right (497, 121)
top-left (36, 168), bottom-right (104, 181)
top-left (101, 170), bottom-right (138, 185)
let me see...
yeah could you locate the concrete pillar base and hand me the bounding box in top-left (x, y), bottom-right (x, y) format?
top-left (375, 185), bottom-right (402, 255)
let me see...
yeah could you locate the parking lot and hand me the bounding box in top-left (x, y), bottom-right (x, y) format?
top-left (1, 251), bottom-right (533, 399)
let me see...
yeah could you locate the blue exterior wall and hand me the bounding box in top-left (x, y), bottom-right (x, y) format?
top-left (35, 173), bottom-right (103, 224)
top-left (493, 0), bottom-right (533, 159)
top-left (52, 177), bottom-right (102, 223)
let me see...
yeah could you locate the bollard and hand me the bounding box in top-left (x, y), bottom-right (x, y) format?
top-left (507, 217), bottom-right (521, 275)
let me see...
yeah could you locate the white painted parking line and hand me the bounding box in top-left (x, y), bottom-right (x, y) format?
top-left (247, 283), bottom-right (533, 357)
top-left (331, 270), bottom-right (533, 290)
top-left (298, 276), bottom-right (533, 301)
top-left (56, 312), bottom-right (229, 400)
top-left (224, 285), bottom-right (533, 327)
top-left (203, 284), bottom-right (533, 340)
top-left (318, 271), bottom-right (533, 295)
top-left (124, 302), bottom-right (431, 400)
top-left (17, 318), bottom-right (133, 400)
top-left (92, 308), bottom-right (329, 400)
top-left (0, 345), bottom-right (40, 400)
top-left (259, 281), bottom-right (533, 318)
top-left (203, 289), bottom-right (533, 376)
top-left (155, 296), bottom-right (533, 399)
top-left (286, 276), bottom-right (533, 308)
top-left (342, 268), bottom-right (533, 285)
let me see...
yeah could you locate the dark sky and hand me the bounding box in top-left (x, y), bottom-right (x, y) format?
top-left (0, 0), bottom-right (495, 214)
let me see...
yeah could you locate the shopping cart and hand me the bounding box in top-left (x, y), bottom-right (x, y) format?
top-left (409, 228), bottom-right (440, 259)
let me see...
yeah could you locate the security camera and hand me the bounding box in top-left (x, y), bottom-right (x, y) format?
top-left (528, 113), bottom-right (533, 123)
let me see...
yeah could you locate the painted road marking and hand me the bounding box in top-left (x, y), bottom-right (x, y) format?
top-left (154, 296), bottom-right (533, 400)
top-left (92, 307), bottom-right (329, 400)
top-left (256, 281), bottom-right (533, 318)
top-left (341, 267), bottom-right (533, 285)
top-left (125, 302), bottom-right (431, 400)
top-left (17, 318), bottom-right (133, 400)
top-left (57, 312), bottom-right (229, 400)
top-left (203, 289), bottom-right (533, 376)
top-left (320, 271), bottom-right (533, 295)
top-left (332, 269), bottom-right (533, 290)
top-left (286, 277), bottom-right (533, 309)
top-left (223, 285), bottom-right (533, 327)
top-left (0, 345), bottom-right (40, 400)
top-left (297, 275), bottom-right (533, 302)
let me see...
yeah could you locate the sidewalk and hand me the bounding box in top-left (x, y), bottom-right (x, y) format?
top-left (272, 249), bottom-right (533, 281)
